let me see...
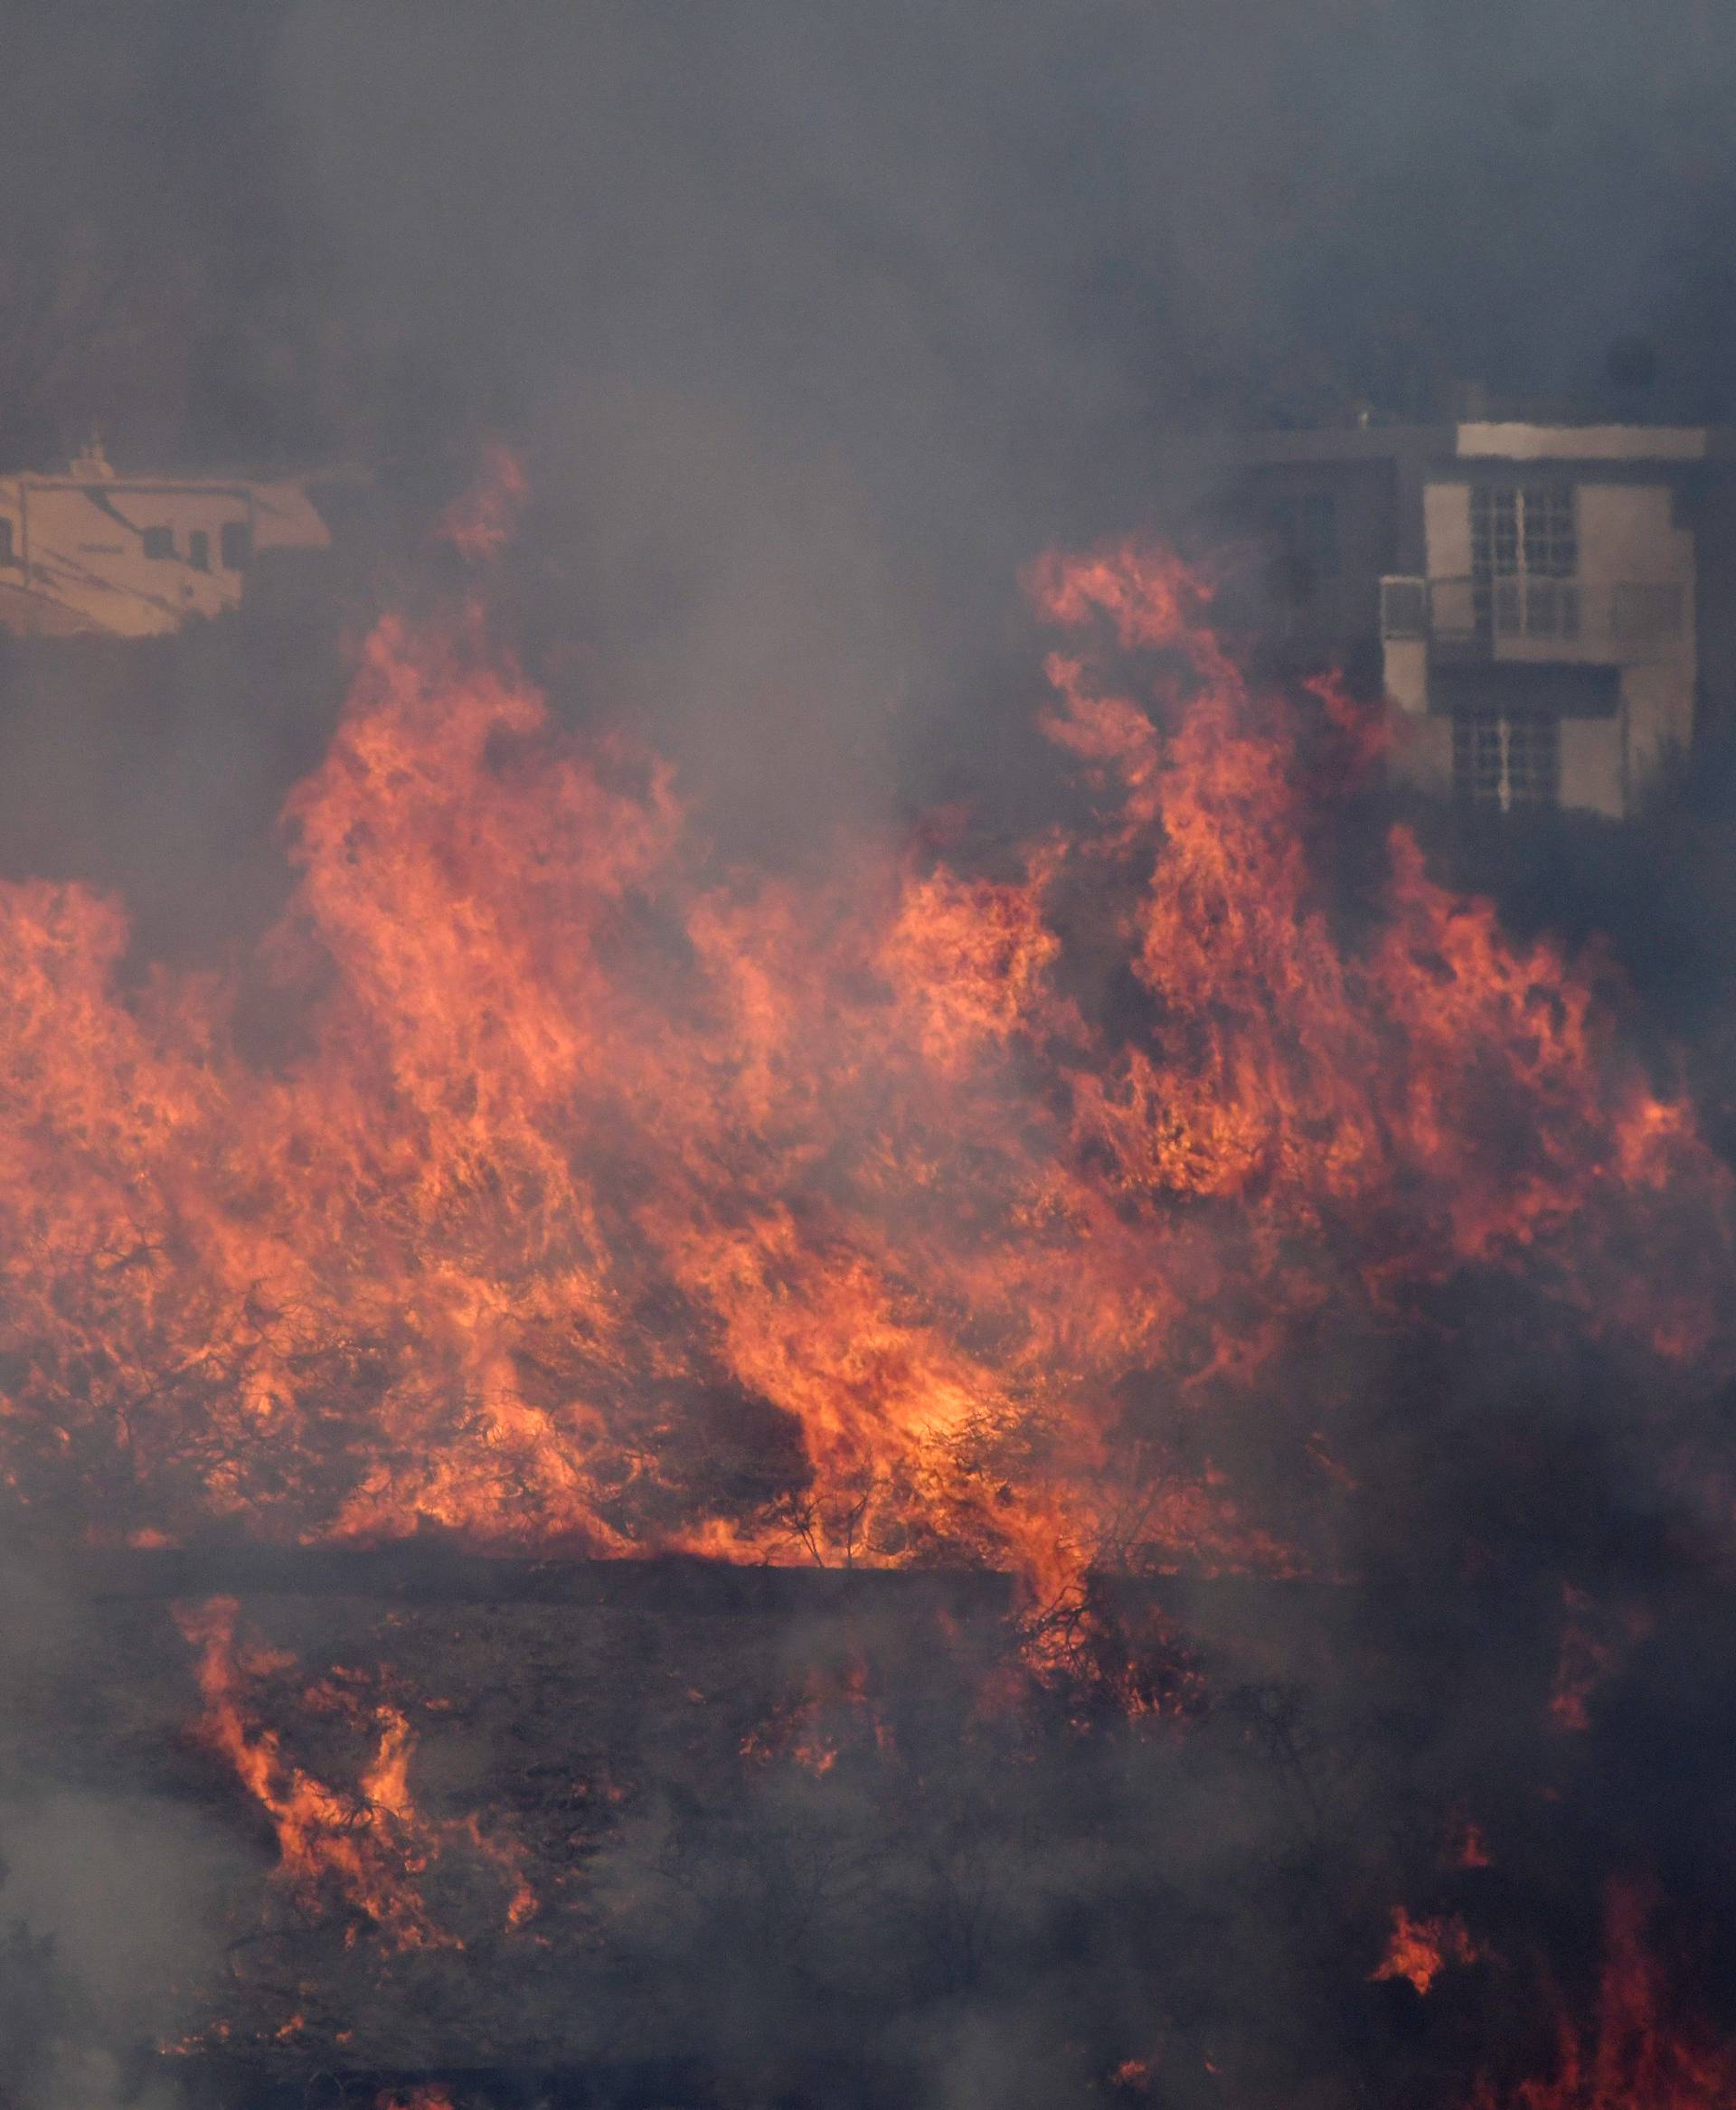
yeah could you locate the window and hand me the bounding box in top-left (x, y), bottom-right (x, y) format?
top-left (1522, 486), bottom-right (1578, 578)
top-left (1269, 491), bottom-right (1340, 602)
top-left (220, 519), bottom-right (251, 571)
top-left (141, 525), bottom-right (173, 560)
top-left (187, 528), bottom-right (210, 572)
top-left (1470, 484), bottom-right (1579, 638)
top-left (1453, 709), bottom-right (1560, 812)
top-left (1470, 485), bottom-right (1520, 579)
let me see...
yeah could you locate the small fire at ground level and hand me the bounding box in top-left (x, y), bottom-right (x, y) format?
top-left (22, 1549), bottom-right (1736, 2110)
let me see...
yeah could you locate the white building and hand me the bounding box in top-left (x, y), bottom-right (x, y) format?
top-left (0, 436), bottom-right (334, 640)
top-left (1206, 418), bottom-right (1732, 818)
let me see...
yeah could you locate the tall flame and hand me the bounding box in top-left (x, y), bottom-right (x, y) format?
top-left (1472, 1885), bottom-right (1735, 2110)
top-left (0, 541), bottom-right (1725, 1601)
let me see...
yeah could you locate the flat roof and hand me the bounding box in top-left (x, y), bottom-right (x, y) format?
top-left (1456, 421), bottom-right (1707, 461)
top-left (1201, 420), bottom-right (1723, 468)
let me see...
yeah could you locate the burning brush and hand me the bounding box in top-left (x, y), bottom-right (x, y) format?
top-left (1, 475), bottom-right (1734, 2105)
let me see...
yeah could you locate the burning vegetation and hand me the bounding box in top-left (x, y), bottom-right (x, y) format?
top-left (4, 504), bottom-right (1736, 2105)
top-left (0, 537), bottom-right (1723, 1589)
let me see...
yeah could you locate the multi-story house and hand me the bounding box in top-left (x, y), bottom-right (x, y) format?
top-left (0, 434), bottom-right (335, 640)
top-left (1203, 416), bottom-right (1734, 817)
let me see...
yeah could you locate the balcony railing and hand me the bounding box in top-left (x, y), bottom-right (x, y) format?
top-left (1380, 575), bottom-right (1686, 656)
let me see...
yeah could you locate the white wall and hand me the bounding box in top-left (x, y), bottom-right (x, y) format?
top-left (1559, 718), bottom-right (1624, 817)
top-left (1383, 636), bottom-right (1429, 717)
top-left (1623, 662), bottom-right (1694, 790)
top-left (1576, 483), bottom-right (1693, 589)
top-left (0, 476), bottom-right (329, 639)
top-left (1423, 482), bottom-right (1471, 579)
top-left (18, 485), bottom-right (250, 636)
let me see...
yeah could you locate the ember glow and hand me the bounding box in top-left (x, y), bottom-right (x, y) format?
top-left (0, 536), bottom-right (1728, 1611)
top-left (1471, 1885), bottom-right (1735, 2110)
top-left (1372, 1905), bottom-right (1486, 1995)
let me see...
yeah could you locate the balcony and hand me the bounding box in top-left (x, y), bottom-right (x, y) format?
top-left (1380, 575), bottom-right (1686, 660)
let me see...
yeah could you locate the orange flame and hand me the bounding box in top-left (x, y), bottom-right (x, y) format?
top-left (1472, 1884), bottom-right (1735, 2110)
top-left (0, 541), bottom-right (1724, 1607)
top-left (1373, 1906), bottom-right (1486, 1995)
top-left (177, 1597), bottom-right (533, 1949)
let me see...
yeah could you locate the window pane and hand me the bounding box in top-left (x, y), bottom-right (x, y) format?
top-left (1471, 485), bottom-right (1521, 577)
top-left (1521, 485), bottom-right (1577, 579)
top-left (1472, 484), bottom-right (1577, 593)
top-left (1453, 709), bottom-right (1560, 812)
top-left (1505, 713), bottom-right (1560, 805)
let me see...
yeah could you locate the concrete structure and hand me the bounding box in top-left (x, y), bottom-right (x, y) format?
top-left (1204, 419), bottom-right (1736, 818)
top-left (0, 434), bottom-right (333, 639)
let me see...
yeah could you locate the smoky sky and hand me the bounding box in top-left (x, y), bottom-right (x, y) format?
top-left (7, 3), bottom-right (1730, 478)
top-left (155, 3), bottom-right (1736, 456)
top-left (0, 1), bottom-right (1731, 905)
top-left (0, 0), bottom-right (1723, 919)
top-left (258, 0), bottom-right (1736, 836)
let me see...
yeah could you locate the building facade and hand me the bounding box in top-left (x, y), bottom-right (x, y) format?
top-left (1206, 419), bottom-right (1735, 818)
top-left (0, 437), bottom-right (334, 640)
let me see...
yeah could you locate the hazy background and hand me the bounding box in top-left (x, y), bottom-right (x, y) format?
top-left (0, 0), bottom-right (1730, 934)
top-left (42, 5), bottom-right (1736, 441)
